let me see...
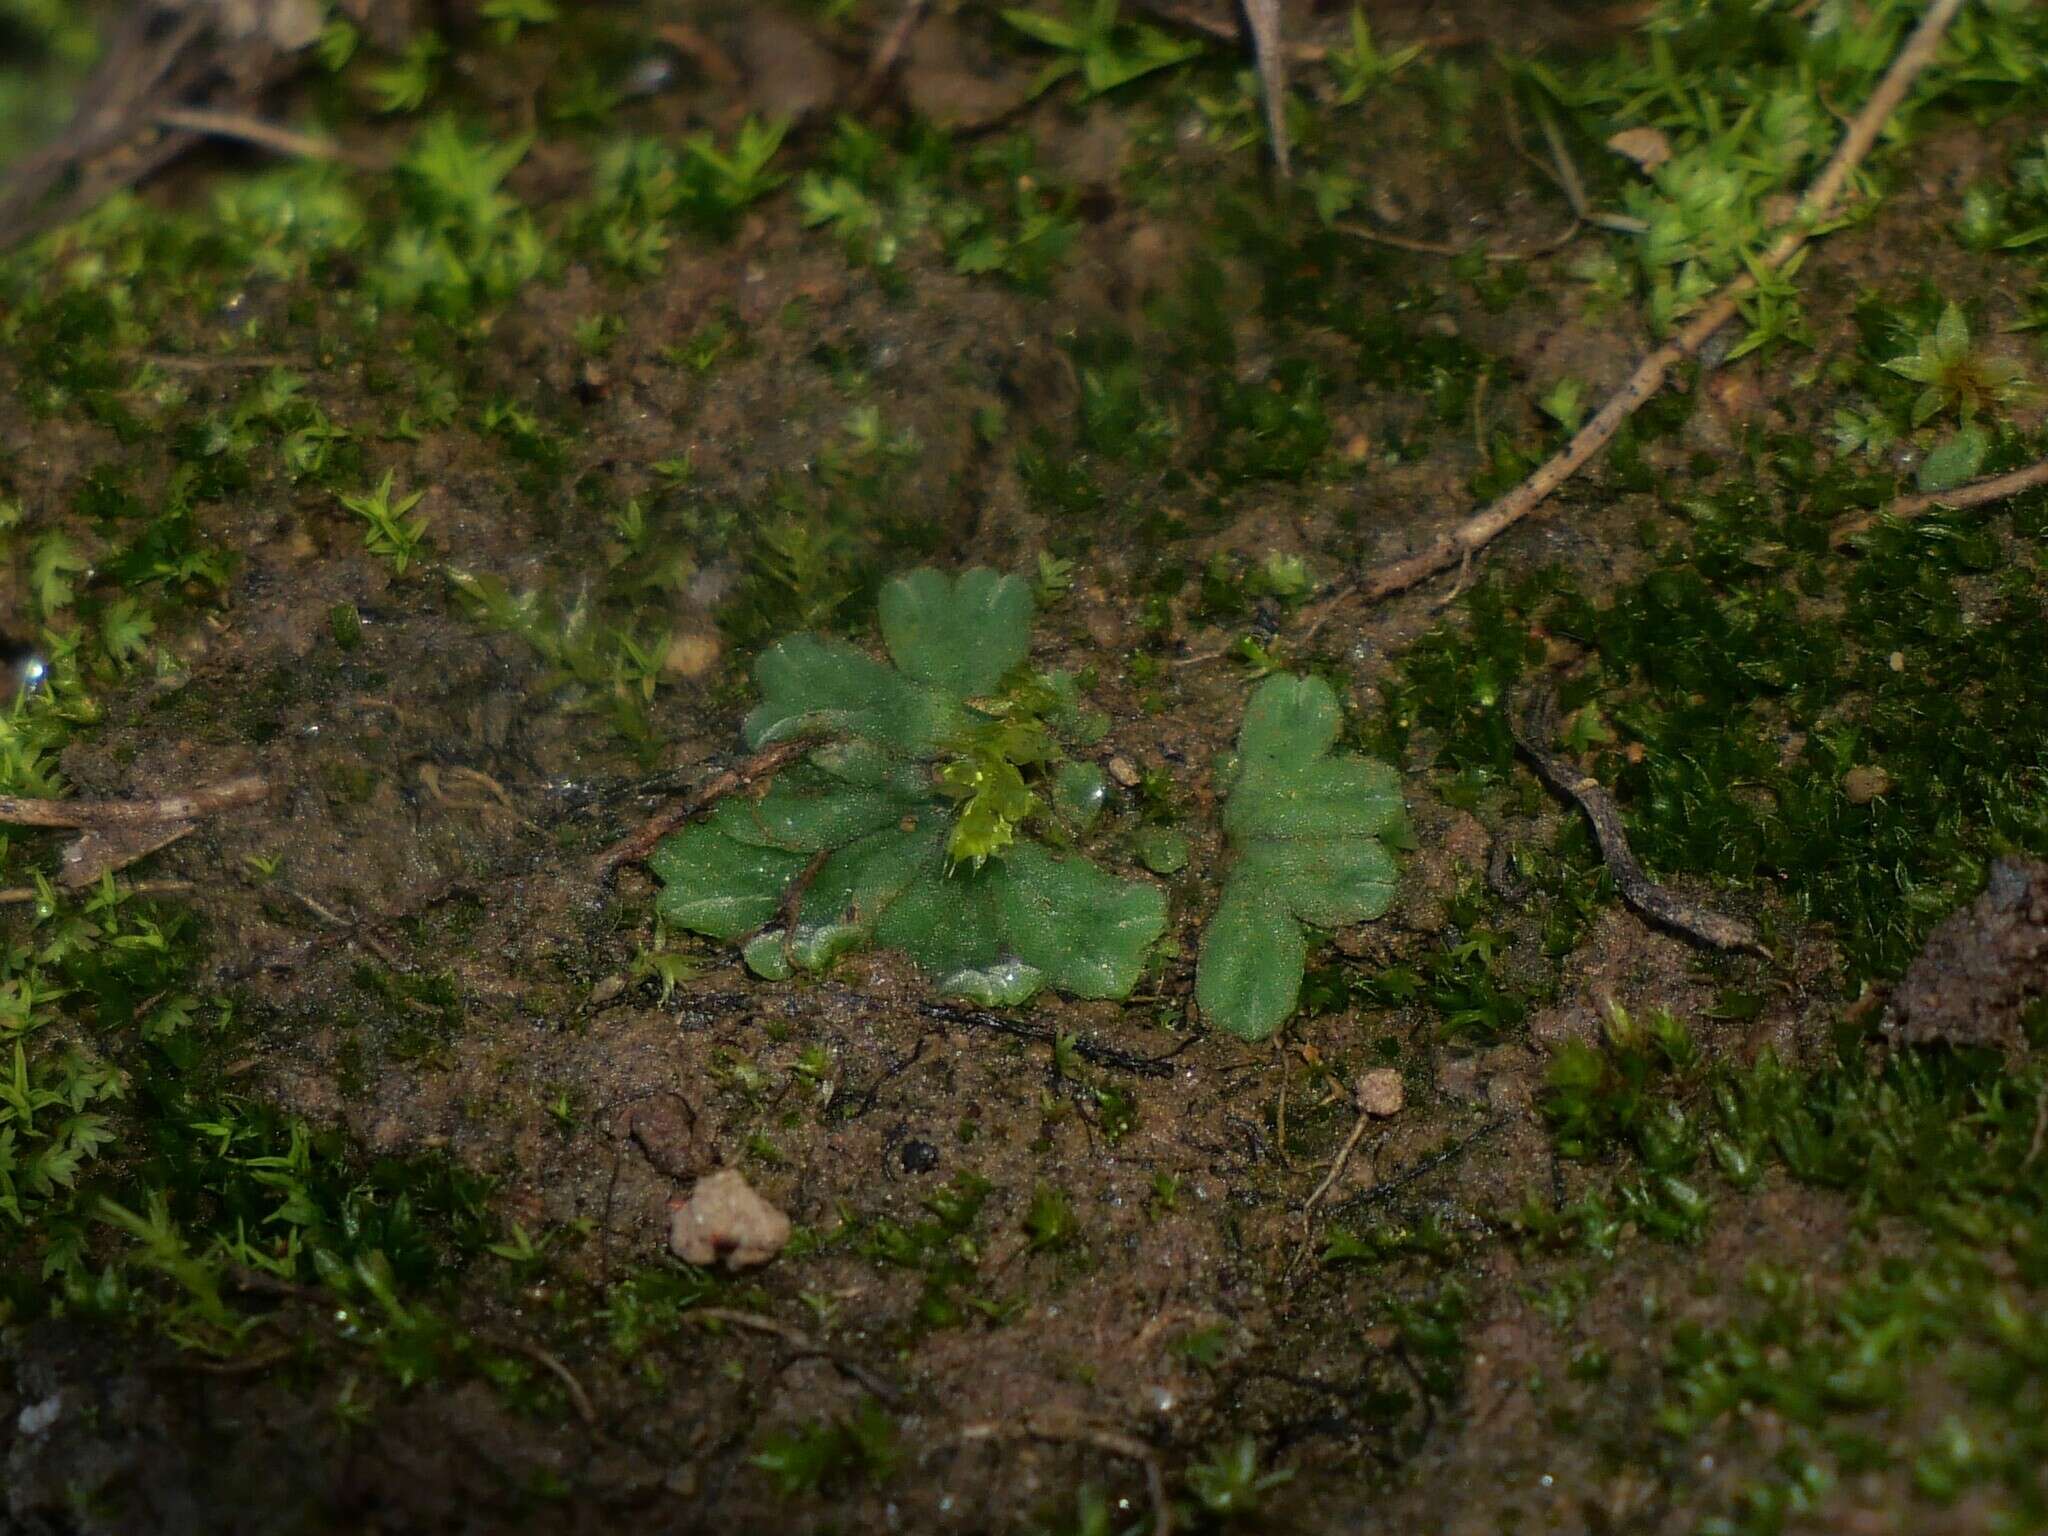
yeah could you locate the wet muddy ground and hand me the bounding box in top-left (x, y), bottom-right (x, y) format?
top-left (2, 2), bottom-right (2047, 1533)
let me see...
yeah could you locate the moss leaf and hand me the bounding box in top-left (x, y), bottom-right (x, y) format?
top-left (1197, 674), bottom-right (1405, 1040)
top-left (1917, 424), bottom-right (1988, 493)
top-left (873, 863), bottom-right (1003, 974)
top-left (655, 566), bottom-right (1166, 1004)
top-left (743, 634), bottom-right (962, 754)
top-left (716, 762), bottom-right (927, 852)
top-left (879, 567), bottom-right (1033, 701)
top-left (1195, 883), bottom-right (1306, 1042)
top-left (943, 959), bottom-right (1046, 1007)
top-left (651, 827), bottom-right (808, 940)
top-left (990, 842), bottom-right (1167, 998)
top-left (1051, 760), bottom-right (1107, 831)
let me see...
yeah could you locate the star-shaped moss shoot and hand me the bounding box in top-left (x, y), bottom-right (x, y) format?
top-left (1196, 674), bottom-right (1407, 1041)
top-left (651, 568), bottom-right (1165, 1005)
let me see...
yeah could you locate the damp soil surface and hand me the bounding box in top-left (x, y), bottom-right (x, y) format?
top-left (3, 3), bottom-right (2048, 1534)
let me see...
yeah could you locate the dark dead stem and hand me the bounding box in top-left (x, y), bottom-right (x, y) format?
top-left (1327, 1114), bottom-right (1511, 1222)
top-left (1510, 687), bottom-right (1765, 954)
top-left (955, 1417), bottom-right (1173, 1536)
top-left (1832, 452), bottom-right (2048, 545)
top-left (589, 740), bottom-right (810, 878)
top-left (0, 774), bottom-right (268, 829)
top-left (685, 1307), bottom-right (903, 1405)
top-left (916, 999), bottom-right (1189, 1078)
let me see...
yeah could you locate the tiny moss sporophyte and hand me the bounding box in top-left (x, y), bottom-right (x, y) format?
top-left (651, 567), bottom-right (1407, 1031)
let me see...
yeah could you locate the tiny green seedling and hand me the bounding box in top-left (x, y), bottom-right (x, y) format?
top-left (1196, 675), bottom-right (1406, 1041)
top-left (1186, 1438), bottom-right (1294, 1518)
top-left (652, 568), bottom-right (1164, 1005)
top-left (1329, 8), bottom-right (1423, 104)
top-left (1885, 301), bottom-right (2033, 425)
top-left (367, 33), bottom-right (443, 114)
top-left (336, 471), bottom-right (429, 573)
top-left (1001, 0), bottom-right (1203, 99)
top-left (478, 0), bottom-right (556, 45)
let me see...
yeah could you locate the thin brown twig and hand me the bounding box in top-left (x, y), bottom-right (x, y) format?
top-left (1242, 0), bottom-right (1291, 177)
top-left (0, 774), bottom-right (268, 829)
top-left (0, 878), bottom-right (193, 905)
top-left (1832, 454), bottom-right (2048, 545)
top-left (1534, 97), bottom-right (1593, 223)
top-left (1524, 96), bottom-right (1648, 236)
top-left (154, 107), bottom-right (369, 167)
top-left (957, 1417), bottom-right (1172, 1536)
top-left (655, 21), bottom-right (742, 88)
top-left (772, 848), bottom-right (832, 967)
top-left (590, 741), bottom-right (808, 878)
top-left (496, 1336), bottom-right (598, 1427)
top-left (863, 0), bottom-right (932, 88)
top-left (1512, 687), bottom-right (1764, 953)
top-left (685, 1307), bottom-right (903, 1405)
top-left (1337, 218), bottom-right (1584, 264)
top-left (1303, 1110), bottom-right (1373, 1225)
top-left (1290, 1089), bottom-right (1376, 1276)
top-left (129, 351), bottom-right (307, 372)
top-left (283, 886), bottom-right (409, 972)
top-left (0, 9), bottom-right (203, 232)
top-left (1129, 0), bottom-right (1325, 61)
top-left (1349, 0), bottom-right (1967, 606)
top-left (1168, 639), bottom-right (1236, 668)
top-left (0, 5), bottom-right (311, 254)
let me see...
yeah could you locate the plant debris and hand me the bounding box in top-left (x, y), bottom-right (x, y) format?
top-left (1885, 858), bottom-right (2048, 1056)
top-left (1510, 688), bottom-right (1762, 954)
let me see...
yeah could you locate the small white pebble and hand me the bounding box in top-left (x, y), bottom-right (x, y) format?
top-left (1357, 1068), bottom-right (1404, 1118)
top-left (668, 1169), bottom-right (790, 1271)
top-left (18, 1393), bottom-right (62, 1437)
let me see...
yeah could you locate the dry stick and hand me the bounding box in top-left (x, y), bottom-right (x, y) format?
top-left (590, 741), bottom-right (809, 878)
top-left (283, 886), bottom-right (409, 973)
top-left (1131, 0), bottom-right (1328, 60)
top-left (863, 0), bottom-right (932, 88)
top-left (685, 1307), bottom-right (903, 1405)
top-left (1526, 96), bottom-right (1647, 236)
top-left (1511, 688), bottom-right (1764, 953)
top-left (497, 1336), bottom-right (598, 1428)
top-left (1302, 1110), bottom-right (1372, 1227)
top-left (1832, 453), bottom-right (2048, 544)
top-left (1242, 0), bottom-right (1292, 177)
top-left (0, 774), bottom-right (268, 829)
top-left (0, 879), bottom-right (192, 905)
top-left (0, 7), bottom-right (201, 230)
top-left (1336, 218), bottom-right (1583, 265)
top-left (1290, 1084), bottom-right (1377, 1275)
top-left (154, 107), bottom-right (364, 166)
top-left (129, 351), bottom-right (307, 372)
top-left (958, 1418), bottom-right (1172, 1536)
top-left (654, 21), bottom-right (742, 88)
top-left (1351, 0), bottom-right (1968, 606)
